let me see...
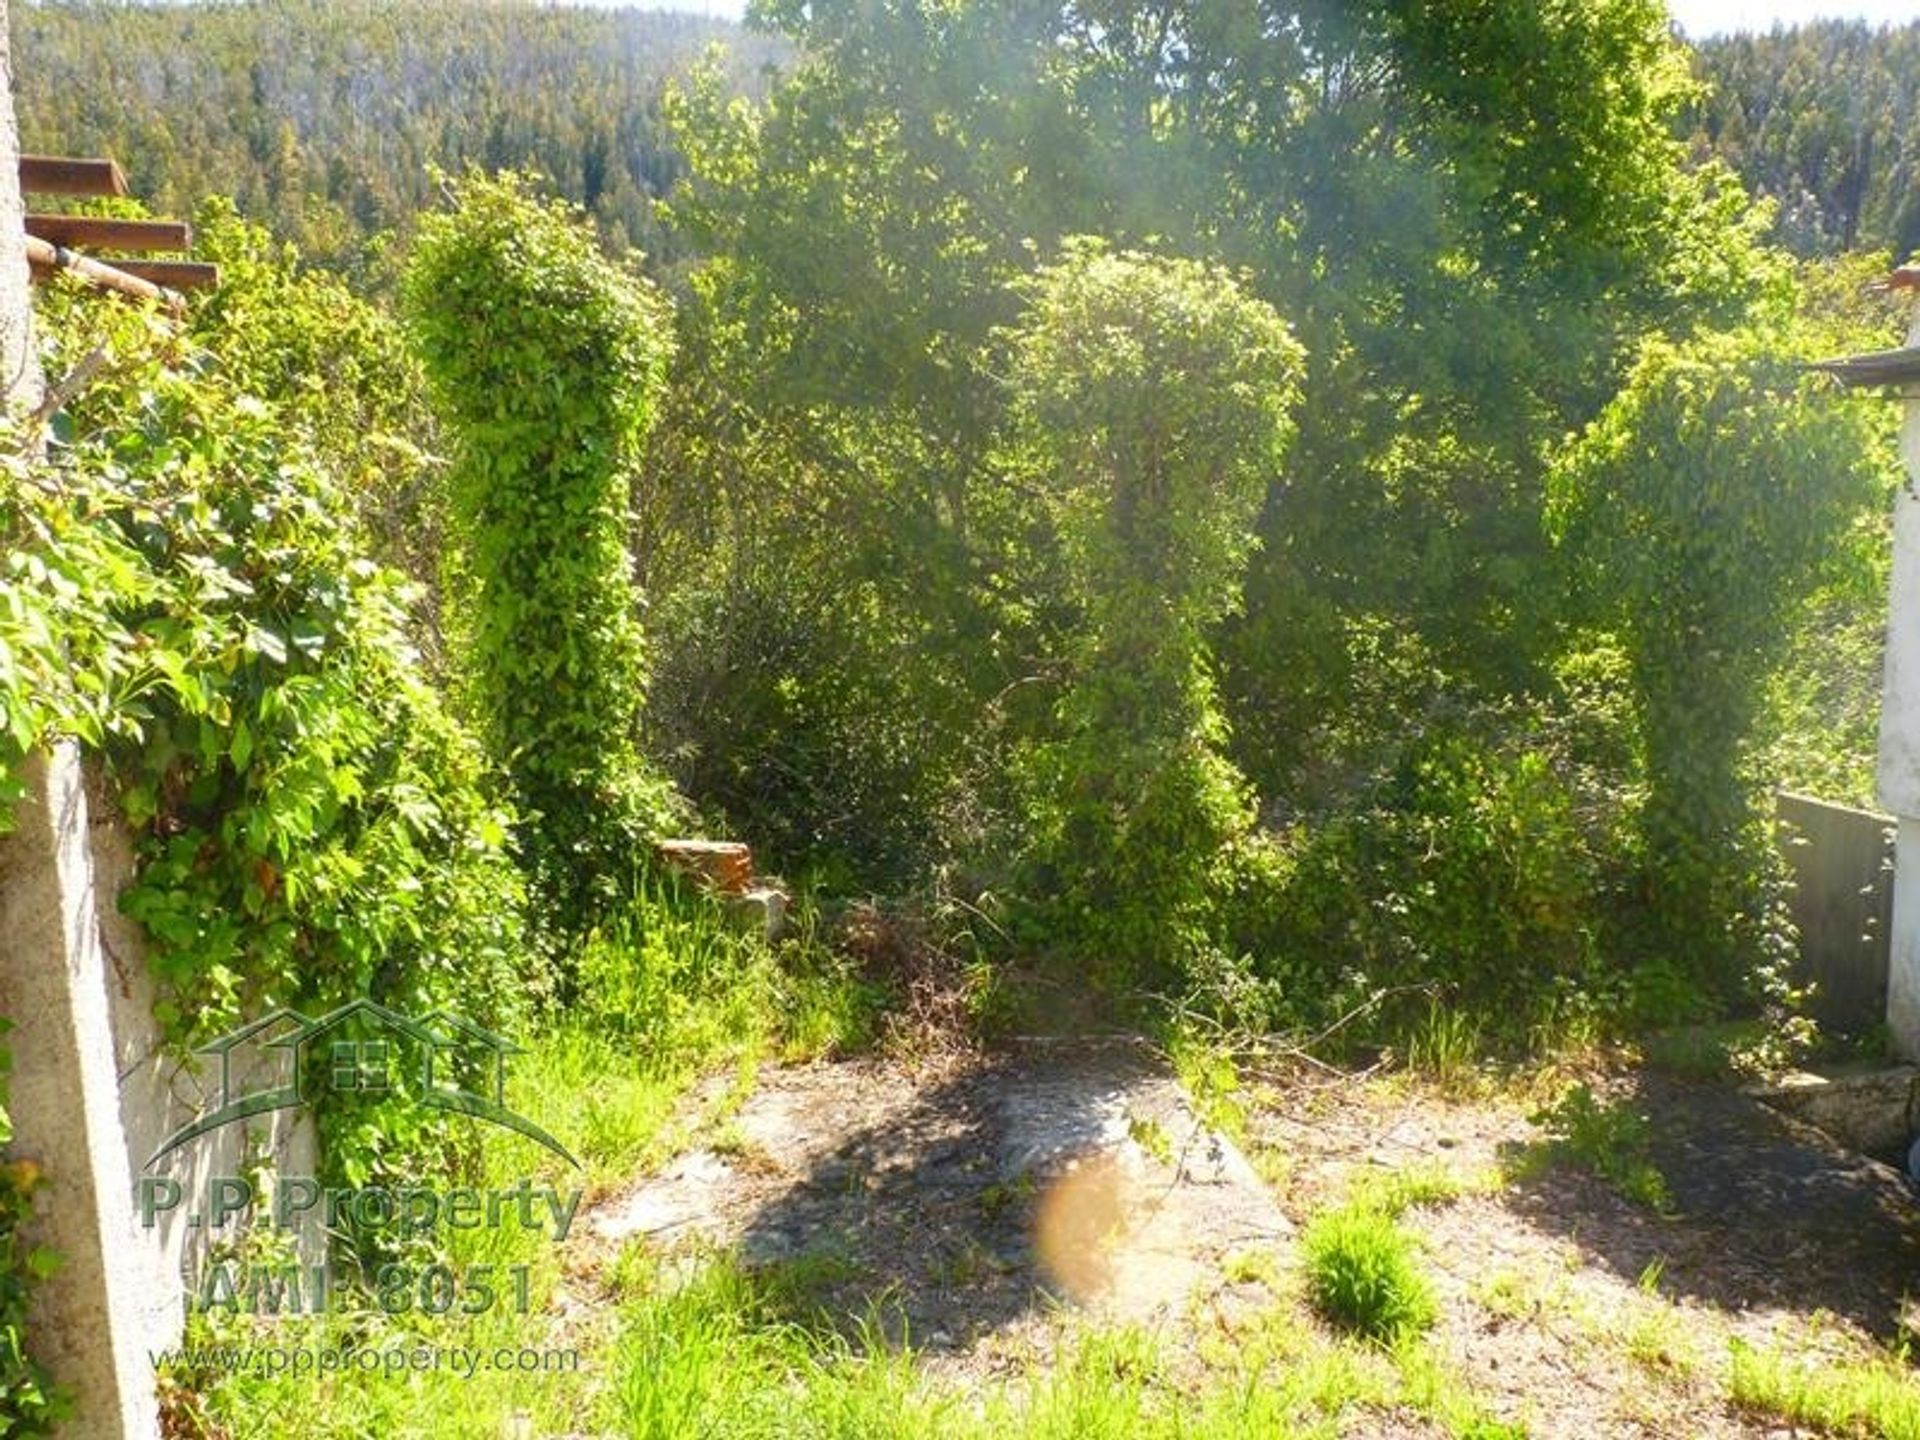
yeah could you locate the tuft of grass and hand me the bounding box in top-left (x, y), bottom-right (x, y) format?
top-left (1522, 1083), bottom-right (1671, 1212)
top-left (1350, 1160), bottom-right (1496, 1218)
top-left (1220, 1247), bottom-right (1279, 1287)
top-left (1300, 1200), bottom-right (1438, 1344)
top-left (1728, 1340), bottom-right (1920, 1440)
top-left (1400, 1003), bottom-right (1486, 1093)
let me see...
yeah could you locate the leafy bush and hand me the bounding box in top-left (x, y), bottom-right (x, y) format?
top-left (645, 568), bottom-right (971, 889)
top-left (188, 199), bottom-right (447, 615)
top-left (997, 242), bottom-right (1303, 988)
top-left (405, 171), bottom-right (680, 937)
top-left (6, 262), bottom-right (535, 1265)
top-left (1300, 1200), bottom-right (1438, 1344)
top-left (8, 291), bottom-right (528, 1046)
top-left (1213, 707), bottom-right (1623, 1043)
top-left (1547, 327), bottom-right (1892, 992)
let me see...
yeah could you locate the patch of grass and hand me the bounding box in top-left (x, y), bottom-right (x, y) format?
top-left (1221, 1247), bottom-right (1279, 1287)
top-left (1300, 1200), bottom-right (1438, 1344)
top-left (1400, 1003), bottom-right (1486, 1093)
top-left (1247, 1141), bottom-right (1292, 1190)
top-left (1350, 1160), bottom-right (1496, 1218)
top-left (604, 1244), bottom-right (1530, 1440)
top-left (182, 878), bottom-right (883, 1438)
top-left (609, 1254), bottom-right (944, 1439)
top-left (777, 952), bottom-right (889, 1061)
top-left (1522, 1083), bottom-right (1671, 1212)
top-left (1623, 1304), bottom-right (1696, 1378)
top-left (1728, 1340), bottom-right (1920, 1439)
top-left (1396, 1341), bottom-right (1531, 1438)
top-left (1639, 1021), bottom-right (1765, 1079)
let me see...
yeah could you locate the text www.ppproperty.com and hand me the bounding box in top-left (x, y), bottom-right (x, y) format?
top-left (150, 1342), bottom-right (582, 1380)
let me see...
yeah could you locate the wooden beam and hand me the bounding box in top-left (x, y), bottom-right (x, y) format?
top-left (25, 235), bottom-right (182, 312)
top-left (25, 215), bottom-right (189, 253)
top-left (1808, 345), bottom-right (1920, 389)
top-left (19, 155), bottom-right (128, 198)
top-left (109, 258), bottom-right (218, 291)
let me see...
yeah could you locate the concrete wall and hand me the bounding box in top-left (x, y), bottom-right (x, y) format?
top-left (0, 753), bottom-right (168, 1438)
top-left (96, 773), bottom-right (321, 1290)
top-left (1879, 299), bottom-right (1920, 1057)
top-left (1778, 790), bottom-right (1895, 1034)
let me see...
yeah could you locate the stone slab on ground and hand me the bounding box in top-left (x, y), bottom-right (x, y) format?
top-left (589, 1039), bottom-right (1289, 1348)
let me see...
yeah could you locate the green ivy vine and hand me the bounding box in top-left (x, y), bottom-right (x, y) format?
top-left (404, 172), bottom-right (680, 940)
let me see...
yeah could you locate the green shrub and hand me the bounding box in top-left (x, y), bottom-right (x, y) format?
top-left (645, 569), bottom-right (971, 889)
top-left (1216, 709), bottom-right (1621, 1045)
top-left (9, 289), bottom-right (528, 1049)
top-left (405, 171), bottom-right (680, 937)
top-left (1300, 1201), bottom-right (1438, 1344)
top-left (1527, 1084), bottom-right (1671, 1212)
top-left (9, 251), bottom-right (533, 1261)
top-left (1547, 328), bottom-right (1892, 992)
top-left (997, 241), bottom-right (1303, 989)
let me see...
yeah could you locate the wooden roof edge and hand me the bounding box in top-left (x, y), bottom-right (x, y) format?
top-left (109, 258), bottom-right (219, 291)
top-left (1805, 345), bottom-right (1920, 389)
top-left (19, 155), bottom-right (128, 198)
top-left (25, 214), bottom-right (190, 254)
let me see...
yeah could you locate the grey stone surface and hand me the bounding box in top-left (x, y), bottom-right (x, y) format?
top-left (1753, 1066), bottom-right (1920, 1155)
top-left (1777, 790), bottom-right (1895, 1033)
top-left (0, 752), bottom-right (166, 1438)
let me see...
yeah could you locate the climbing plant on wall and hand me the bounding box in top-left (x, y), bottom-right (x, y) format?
top-left (4, 283), bottom-right (530, 1047)
top-left (1547, 326), bottom-right (1893, 992)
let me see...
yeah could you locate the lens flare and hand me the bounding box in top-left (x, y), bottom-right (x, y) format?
top-left (1031, 1152), bottom-right (1130, 1302)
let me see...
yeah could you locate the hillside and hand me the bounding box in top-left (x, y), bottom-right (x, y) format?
top-left (14, 4), bottom-right (1920, 273)
top-left (1691, 18), bottom-right (1920, 259)
top-left (11, 0), bottom-right (784, 273)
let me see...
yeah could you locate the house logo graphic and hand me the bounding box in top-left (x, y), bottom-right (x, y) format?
top-left (148, 999), bottom-right (577, 1168)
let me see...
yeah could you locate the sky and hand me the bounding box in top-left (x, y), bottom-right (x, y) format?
top-left (1666, 0), bottom-right (1920, 32)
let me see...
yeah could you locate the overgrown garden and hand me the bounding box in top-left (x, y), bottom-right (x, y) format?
top-left (1, 0), bottom-right (1915, 1432)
